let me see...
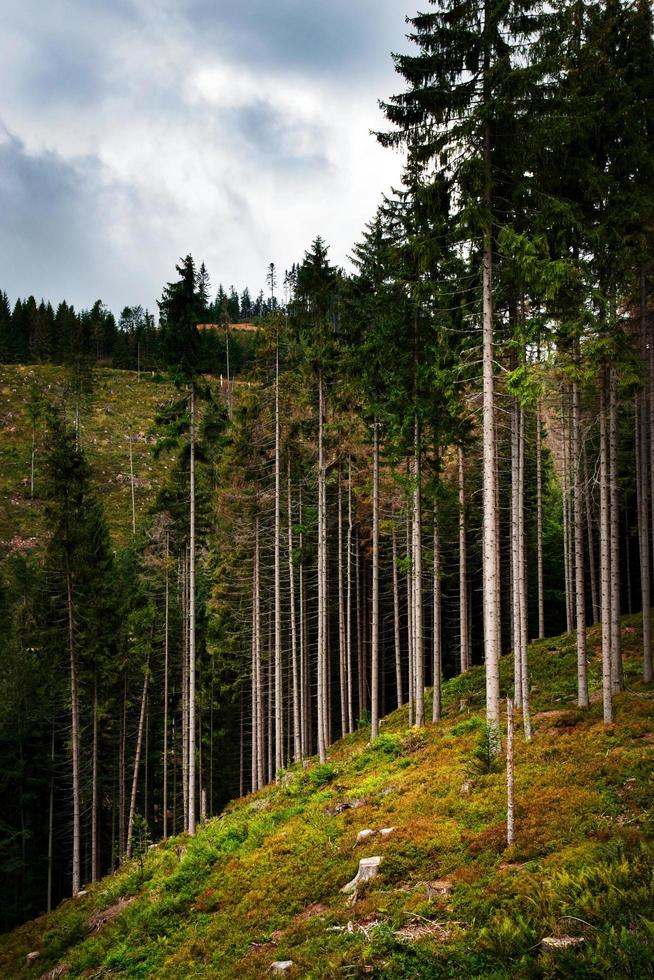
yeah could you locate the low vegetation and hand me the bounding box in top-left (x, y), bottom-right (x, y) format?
top-left (1, 615), bottom-right (652, 978)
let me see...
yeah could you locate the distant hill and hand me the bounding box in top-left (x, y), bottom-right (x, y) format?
top-left (1, 614), bottom-right (652, 978)
top-left (0, 364), bottom-right (178, 552)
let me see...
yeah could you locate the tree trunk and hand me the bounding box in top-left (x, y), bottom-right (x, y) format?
top-left (288, 466), bottom-right (301, 760)
top-left (391, 522), bottom-right (403, 708)
top-left (518, 405), bottom-right (531, 739)
top-left (91, 677), bottom-right (99, 882)
top-left (129, 434), bottom-right (136, 537)
top-left (188, 385), bottom-right (197, 834)
top-left (511, 398), bottom-right (522, 706)
top-left (298, 488), bottom-right (309, 758)
top-left (406, 515), bottom-right (414, 728)
top-left (481, 152), bottom-right (501, 746)
top-left (458, 447), bottom-right (470, 673)
top-left (640, 270), bottom-right (653, 683)
top-left (609, 366), bottom-right (621, 691)
top-left (584, 446), bottom-right (600, 625)
top-left (255, 516), bottom-right (264, 789)
top-left (163, 534), bottom-right (169, 837)
top-left (119, 678), bottom-right (126, 858)
top-left (562, 395), bottom-right (574, 634)
top-left (126, 667), bottom-right (149, 858)
top-left (274, 333), bottom-right (283, 778)
top-left (337, 466), bottom-right (347, 738)
top-left (317, 371), bottom-right (327, 762)
top-left (506, 698), bottom-right (515, 848)
top-left (346, 461), bottom-right (354, 732)
top-left (371, 422), bottom-right (380, 739)
top-left (66, 564), bottom-right (81, 896)
top-left (573, 376), bottom-right (589, 708)
top-left (412, 419), bottom-right (424, 726)
top-left (47, 718), bottom-right (55, 913)
top-left (636, 392), bottom-right (652, 682)
top-left (181, 553), bottom-right (188, 830)
top-left (599, 372), bottom-right (614, 724)
top-left (536, 404), bottom-right (545, 639)
top-left (433, 502), bottom-right (442, 722)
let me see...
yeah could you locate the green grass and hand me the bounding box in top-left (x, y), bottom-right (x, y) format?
top-left (0, 363), bottom-right (182, 550)
top-left (1, 615), bottom-right (653, 978)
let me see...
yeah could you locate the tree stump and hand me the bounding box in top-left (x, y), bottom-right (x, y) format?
top-left (341, 856), bottom-right (382, 894)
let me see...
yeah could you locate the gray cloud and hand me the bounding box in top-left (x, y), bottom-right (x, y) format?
top-left (0, 1), bottom-right (413, 314)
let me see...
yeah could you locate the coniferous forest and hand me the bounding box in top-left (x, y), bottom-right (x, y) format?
top-left (1, 2), bottom-right (654, 977)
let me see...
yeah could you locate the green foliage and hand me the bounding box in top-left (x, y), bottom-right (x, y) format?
top-left (130, 814), bottom-right (152, 883)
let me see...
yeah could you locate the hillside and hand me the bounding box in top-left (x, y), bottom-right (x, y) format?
top-left (0, 365), bottom-right (179, 550)
top-left (1, 616), bottom-right (653, 979)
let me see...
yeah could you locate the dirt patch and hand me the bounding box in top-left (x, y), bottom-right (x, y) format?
top-left (87, 895), bottom-right (135, 933)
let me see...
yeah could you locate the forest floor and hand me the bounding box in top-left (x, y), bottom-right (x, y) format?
top-left (1, 615), bottom-right (653, 978)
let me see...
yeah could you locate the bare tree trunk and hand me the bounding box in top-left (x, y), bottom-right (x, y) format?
top-left (506, 698), bottom-right (515, 847)
top-left (91, 677), bottom-right (99, 882)
top-left (255, 517), bottom-right (264, 789)
top-left (599, 373), bottom-right (614, 725)
top-left (181, 553), bottom-right (188, 829)
top-left (511, 398), bottom-right (523, 707)
top-left (406, 515), bottom-right (414, 728)
top-left (413, 419), bottom-right (424, 727)
top-left (433, 502), bottom-right (442, 722)
top-left (609, 366), bottom-right (621, 692)
top-left (346, 462), bottom-right (354, 731)
top-left (458, 447), bottom-right (470, 673)
top-left (636, 392), bottom-right (652, 682)
top-left (337, 466), bottom-right (347, 738)
top-left (188, 385), bottom-right (197, 835)
top-left (562, 396), bottom-right (574, 634)
top-left (573, 376), bottom-right (589, 708)
top-left (288, 467), bottom-right (301, 760)
top-left (317, 371), bottom-right (327, 762)
top-left (119, 679), bottom-right (126, 858)
top-left (584, 447), bottom-right (600, 625)
top-left (371, 422), bottom-right (380, 739)
top-left (47, 718), bottom-right (54, 912)
top-left (536, 404), bottom-right (545, 639)
top-left (298, 489), bottom-right (309, 758)
top-left (30, 427), bottom-right (36, 500)
top-left (126, 668), bottom-right (149, 858)
top-left (640, 270), bottom-right (653, 683)
top-left (518, 405), bottom-right (531, 740)
top-left (163, 534), bottom-right (169, 836)
top-left (391, 522), bottom-right (403, 708)
top-left (129, 434), bottom-right (136, 537)
top-left (274, 335), bottom-right (283, 778)
top-left (481, 176), bottom-right (501, 746)
top-left (356, 532), bottom-right (365, 722)
top-left (66, 565), bottom-right (81, 895)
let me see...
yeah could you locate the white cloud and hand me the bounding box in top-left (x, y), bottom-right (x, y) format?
top-left (0, 0), bottom-right (412, 313)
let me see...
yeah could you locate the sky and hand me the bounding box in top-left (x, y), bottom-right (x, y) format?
top-left (0, 0), bottom-right (414, 317)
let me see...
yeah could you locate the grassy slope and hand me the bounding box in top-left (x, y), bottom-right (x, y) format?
top-left (1, 617), bottom-right (653, 979)
top-left (0, 364), bottom-right (178, 550)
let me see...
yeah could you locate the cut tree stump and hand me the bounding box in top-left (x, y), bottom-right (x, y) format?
top-left (270, 961), bottom-right (294, 973)
top-left (341, 856), bottom-right (382, 894)
top-left (424, 879), bottom-right (453, 899)
top-left (26, 951), bottom-right (39, 965)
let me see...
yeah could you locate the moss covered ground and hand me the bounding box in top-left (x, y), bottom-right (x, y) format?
top-left (1, 615), bottom-right (653, 978)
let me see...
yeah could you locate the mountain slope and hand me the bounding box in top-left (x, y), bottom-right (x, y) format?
top-left (1, 616), bottom-right (653, 979)
top-left (0, 364), bottom-right (178, 550)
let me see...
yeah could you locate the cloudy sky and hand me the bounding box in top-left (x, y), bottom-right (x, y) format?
top-left (0, 0), bottom-right (414, 316)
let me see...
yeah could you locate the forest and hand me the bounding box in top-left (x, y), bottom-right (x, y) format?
top-left (1, 1), bottom-right (654, 975)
